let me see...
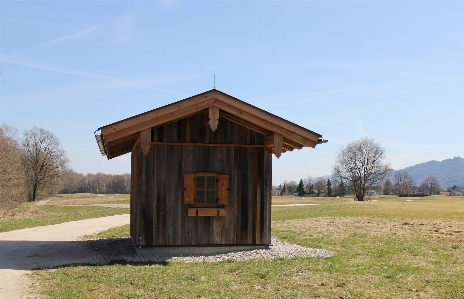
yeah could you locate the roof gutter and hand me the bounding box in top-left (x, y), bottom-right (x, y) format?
top-left (317, 138), bottom-right (328, 145)
top-left (94, 129), bottom-right (107, 156)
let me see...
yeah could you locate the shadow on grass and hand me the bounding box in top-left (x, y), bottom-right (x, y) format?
top-left (0, 237), bottom-right (171, 271)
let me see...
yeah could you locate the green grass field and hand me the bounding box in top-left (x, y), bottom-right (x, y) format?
top-left (46, 193), bottom-right (130, 205)
top-left (28, 195), bottom-right (464, 298)
top-left (0, 194), bottom-right (129, 233)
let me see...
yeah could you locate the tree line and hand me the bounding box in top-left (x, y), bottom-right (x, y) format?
top-left (277, 137), bottom-right (444, 200)
top-left (60, 171), bottom-right (130, 195)
top-left (0, 123), bottom-right (129, 212)
top-left (277, 171), bottom-right (442, 199)
top-left (0, 124), bottom-right (68, 211)
top-left (276, 176), bottom-right (346, 197)
top-left (1, 123), bottom-right (454, 213)
top-left (382, 170), bottom-right (441, 196)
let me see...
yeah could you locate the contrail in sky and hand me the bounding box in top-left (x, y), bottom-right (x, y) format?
top-left (385, 125), bottom-right (408, 134)
top-left (9, 24), bottom-right (105, 55)
top-left (0, 54), bottom-right (187, 96)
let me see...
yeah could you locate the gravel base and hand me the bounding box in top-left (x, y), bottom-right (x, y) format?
top-left (89, 237), bottom-right (334, 263)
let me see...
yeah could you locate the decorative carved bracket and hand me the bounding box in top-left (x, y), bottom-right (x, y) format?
top-left (209, 106), bottom-right (219, 132)
top-left (264, 133), bottom-right (283, 158)
top-left (140, 128), bottom-right (151, 156)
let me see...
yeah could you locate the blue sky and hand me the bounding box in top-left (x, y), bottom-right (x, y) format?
top-left (1, 1), bottom-right (463, 185)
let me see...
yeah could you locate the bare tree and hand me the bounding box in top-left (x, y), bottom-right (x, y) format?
top-left (59, 170), bottom-right (131, 194)
top-left (303, 175), bottom-right (313, 195)
top-left (393, 170), bottom-right (414, 196)
top-left (383, 179), bottom-right (393, 195)
top-left (286, 180), bottom-right (298, 195)
top-left (333, 137), bottom-right (391, 201)
top-left (60, 170), bottom-right (82, 194)
top-left (22, 127), bottom-right (69, 201)
top-left (0, 124), bottom-right (26, 211)
top-left (330, 176), bottom-right (346, 197)
top-left (313, 177), bottom-right (326, 197)
top-left (420, 176), bottom-right (441, 196)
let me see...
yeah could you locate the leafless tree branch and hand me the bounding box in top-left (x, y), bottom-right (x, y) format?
top-left (332, 137), bottom-right (391, 201)
top-left (22, 127), bottom-right (69, 201)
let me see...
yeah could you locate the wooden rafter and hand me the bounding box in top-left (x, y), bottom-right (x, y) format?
top-left (213, 99), bottom-right (318, 148)
top-left (213, 92), bottom-right (320, 142)
top-left (98, 89), bottom-right (323, 159)
top-left (283, 138), bottom-right (303, 150)
top-left (106, 132), bottom-right (139, 159)
top-left (102, 98), bottom-right (215, 144)
top-left (219, 110), bottom-right (272, 136)
top-left (103, 92), bottom-right (217, 133)
top-left (282, 144), bottom-right (293, 152)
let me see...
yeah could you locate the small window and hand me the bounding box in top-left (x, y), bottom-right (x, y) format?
top-left (195, 175), bottom-right (217, 204)
top-left (183, 173), bottom-right (229, 216)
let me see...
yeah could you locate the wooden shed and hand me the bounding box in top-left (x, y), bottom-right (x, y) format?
top-left (95, 89), bottom-right (325, 251)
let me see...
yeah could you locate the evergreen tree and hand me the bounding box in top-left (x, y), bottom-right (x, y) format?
top-left (297, 179), bottom-right (305, 197)
top-left (327, 179), bottom-right (333, 197)
top-left (383, 179), bottom-right (393, 195)
top-left (339, 181), bottom-right (346, 197)
top-left (282, 183), bottom-right (286, 196)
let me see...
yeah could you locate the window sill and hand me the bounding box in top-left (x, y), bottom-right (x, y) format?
top-left (188, 208), bottom-right (226, 217)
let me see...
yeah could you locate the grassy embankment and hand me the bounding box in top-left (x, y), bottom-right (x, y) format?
top-left (0, 193), bottom-right (129, 233)
top-left (32, 195), bottom-right (464, 298)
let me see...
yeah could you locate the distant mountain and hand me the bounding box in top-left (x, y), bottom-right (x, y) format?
top-left (392, 157), bottom-right (464, 188)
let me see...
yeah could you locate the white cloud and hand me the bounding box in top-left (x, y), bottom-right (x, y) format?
top-left (112, 14), bottom-right (134, 43)
top-left (156, 0), bottom-right (179, 11)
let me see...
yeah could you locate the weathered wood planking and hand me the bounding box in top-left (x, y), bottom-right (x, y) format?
top-left (187, 208), bottom-right (226, 217)
top-left (130, 148), bottom-right (138, 245)
top-left (130, 112), bottom-right (272, 246)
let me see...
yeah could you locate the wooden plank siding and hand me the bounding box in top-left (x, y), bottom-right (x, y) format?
top-left (130, 147), bottom-right (138, 245)
top-left (130, 112), bottom-right (272, 246)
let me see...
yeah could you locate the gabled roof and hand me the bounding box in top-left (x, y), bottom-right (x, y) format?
top-left (96, 89), bottom-right (325, 159)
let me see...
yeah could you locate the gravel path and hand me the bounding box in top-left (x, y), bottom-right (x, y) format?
top-left (89, 236), bottom-right (334, 264)
top-left (0, 214), bottom-right (334, 298)
top-left (0, 214), bottom-right (130, 299)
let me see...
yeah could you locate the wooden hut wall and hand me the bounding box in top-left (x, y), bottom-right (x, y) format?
top-left (130, 144), bottom-right (139, 245)
top-left (130, 112), bottom-right (272, 246)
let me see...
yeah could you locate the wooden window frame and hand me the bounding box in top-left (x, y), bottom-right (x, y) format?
top-left (183, 172), bottom-right (229, 217)
top-left (193, 172), bottom-right (219, 207)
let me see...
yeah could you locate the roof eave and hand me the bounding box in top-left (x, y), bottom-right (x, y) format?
top-left (96, 89), bottom-right (326, 159)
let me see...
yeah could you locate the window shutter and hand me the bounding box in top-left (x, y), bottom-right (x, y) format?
top-left (184, 174), bottom-right (195, 204)
top-left (217, 175), bottom-right (229, 205)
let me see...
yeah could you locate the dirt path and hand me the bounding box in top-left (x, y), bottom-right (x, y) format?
top-left (0, 214), bottom-right (130, 299)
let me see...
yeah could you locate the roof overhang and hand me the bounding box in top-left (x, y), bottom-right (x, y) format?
top-left (96, 89), bottom-right (326, 159)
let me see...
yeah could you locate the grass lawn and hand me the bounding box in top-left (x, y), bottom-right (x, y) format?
top-left (46, 193), bottom-right (130, 205)
top-left (0, 194), bottom-right (129, 233)
top-left (34, 196), bottom-right (464, 298)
